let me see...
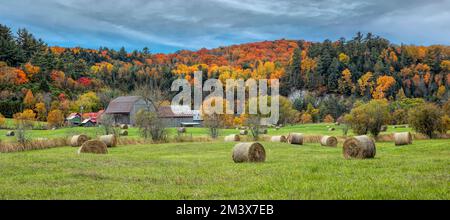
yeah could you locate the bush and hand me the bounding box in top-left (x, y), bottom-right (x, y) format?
top-left (408, 103), bottom-right (444, 138)
top-left (300, 113), bottom-right (313, 124)
top-left (391, 109), bottom-right (408, 125)
top-left (323, 114), bottom-right (335, 123)
top-left (0, 113), bottom-right (5, 128)
top-left (345, 99), bottom-right (390, 137)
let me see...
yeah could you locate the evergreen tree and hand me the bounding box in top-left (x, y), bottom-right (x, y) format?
top-left (327, 58), bottom-right (340, 92)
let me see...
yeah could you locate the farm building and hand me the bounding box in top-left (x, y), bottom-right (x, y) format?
top-left (104, 96), bottom-right (198, 127)
top-left (104, 96), bottom-right (149, 125)
top-left (158, 106), bottom-right (198, 127)
top-left (66, 113), bottom-right (82, 126)
top-left (81, 118), bottom-right (96, 127)
top-left (82, 110), bottom-right (104, 125)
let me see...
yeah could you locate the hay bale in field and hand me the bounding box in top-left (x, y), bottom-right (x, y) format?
top-left (287, 133), bottom-right (303, 145)
top-left (394, 125), bottom-right (407, 129)
top-left (70, 135), bottom-right (88, 147)
top-left (271, 135), bottom-right (287, 142)
top-left (380, 125), bottom-right (388, 132)
top-left (177, 127), bottom-right (186, 133)
top-left (275, 126), bottom-right (281, 130)
top-left (224, 134), bottom-right (240, 142)
top-left (99, 134), bottom-right (117, 148)
top-left (120, 130), bottom-right (128, 136)
top-left (394, 132), bottom-right (412, 146)
top-left (78, 140), bottom-right (108, 154)
top-left (240, 130), bottom-right (248, 135)
top-left (328, 127), bottom-right (335, 131)
top-left (232, 142), bottom-right (266, 163)
top-left (343, 135), bottom-right (376, 159)
top-left (320, 136), bottom-right (338, 147)
top-left (6, 131), bottom-right (15, 137)
top-left (120, 124), bottom-right (128, 129)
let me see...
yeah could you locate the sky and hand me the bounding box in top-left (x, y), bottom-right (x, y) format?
top-left (0, 0), bottom-right (449, 53)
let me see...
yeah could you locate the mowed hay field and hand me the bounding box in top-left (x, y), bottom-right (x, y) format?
top-left (0, 139), bottom-right (449, 200)
top-left (0, 122), bottom-right (414, 143)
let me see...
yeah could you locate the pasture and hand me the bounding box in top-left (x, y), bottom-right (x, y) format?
top-left (0, 139), bottom-right (449, 199)
top-left (0, 121), bottom-right (413, 143)
top-left (0, 121), bottom-right (448, 200)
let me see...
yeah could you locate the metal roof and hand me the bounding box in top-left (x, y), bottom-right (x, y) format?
top-left (105, 96), bottom-right (144, 114)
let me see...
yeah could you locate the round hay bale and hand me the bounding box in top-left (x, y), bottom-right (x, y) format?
top-left (343, 135), bottom-right (376, 159)
top-left (120, 124), bottom-right (128, 129)
top-left (232, 142), bottom-right (266, 163)
top-left (275, 126), bottom-right (281, 130)
top-left (99, 134), bottom-right (117, 148)
top-left (6, 131), bottom-right (15, 137)
top-left (177, 127), bottom-right (186, 133)
top-left (320, 136), bottom-right (338, 147)
top-left (335, 122), bottom-right (340, 126)
top-left (70, 135), bottom-right (88, 147)
top-left (239, 130), bottom-right (248, 135)
top-left (271, 135), bottom-right (287, 142)
top-left (224, 134), bottom-right (240, 142)
top-left (287, 133), bottom-right (303, 145)
top-left (328, 128), bottom-right (335, 131)
top-left (120, 130), bottom-right (128, 136)
top-left (78, 140), bottom-right (108, 154)
top-left (380, 125), bottom-right (388, 132)
top-left (394, 132), bottom-right (412, 146)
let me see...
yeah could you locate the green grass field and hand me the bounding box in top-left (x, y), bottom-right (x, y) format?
top-left (0, 121), bottom-right (414, 143)
top-left (0, 139), bottom-right (449, 200)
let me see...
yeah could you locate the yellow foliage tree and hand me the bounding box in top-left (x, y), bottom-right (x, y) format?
top-left (35, 102), bottom-right (47, 121)
top-left (338, 53), bottom-right (350, 64)
top-left (47, 110), bottom-right (65, 128)
top-left (357, 72), bottom-right (374, 97)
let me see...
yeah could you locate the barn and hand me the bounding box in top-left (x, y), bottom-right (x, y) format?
top-left (104, 96), bottom-right (149, 125)
top-left (104, 96), bottom-right (198, 127)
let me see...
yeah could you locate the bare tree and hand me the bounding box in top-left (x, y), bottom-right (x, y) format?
top-left (203, 113), bottom-right (223, 139)
top-left (99, 114), bottom-right (118, 136)
top-left (134, 109), bottom-right (167, 142)
top-left (246, 115), bottom-right (262, 141)
top-left (132, 78), bottom-right (170, 141)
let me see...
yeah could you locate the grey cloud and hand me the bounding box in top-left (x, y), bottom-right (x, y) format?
top-left (0, 0), bottom-right (448, 52)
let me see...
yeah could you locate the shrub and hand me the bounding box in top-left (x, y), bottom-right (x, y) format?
top-left (408, 103), bottom-right (444, 138)
top-left (345, 99), bottom-right (390, 137)
top-left (300, 113), bottom-right (313, 124)
top-left (391, 109), bottom-right (408, 125)
top-left (323, 114), bottom-right (335, 123)
top-left (0, 113), bottom-right (5, 128)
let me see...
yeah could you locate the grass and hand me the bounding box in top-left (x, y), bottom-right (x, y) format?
top-left (0, 139), bottom-right (448, 200)
top-left (0, 121), bottom-right (414, 143)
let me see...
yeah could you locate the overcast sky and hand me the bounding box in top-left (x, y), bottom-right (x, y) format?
top-left (0, 0), bottom-right (449, 53)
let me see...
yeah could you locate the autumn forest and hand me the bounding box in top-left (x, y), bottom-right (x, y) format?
top-left (0, 23), bottom-right (449, 121)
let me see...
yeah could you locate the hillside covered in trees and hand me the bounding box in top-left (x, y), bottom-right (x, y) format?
top-left (0, 23), bottom-right (449, 119)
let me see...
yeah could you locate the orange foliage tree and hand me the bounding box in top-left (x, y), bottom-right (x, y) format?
top-left (373, 76), bottom-right (396, 99)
